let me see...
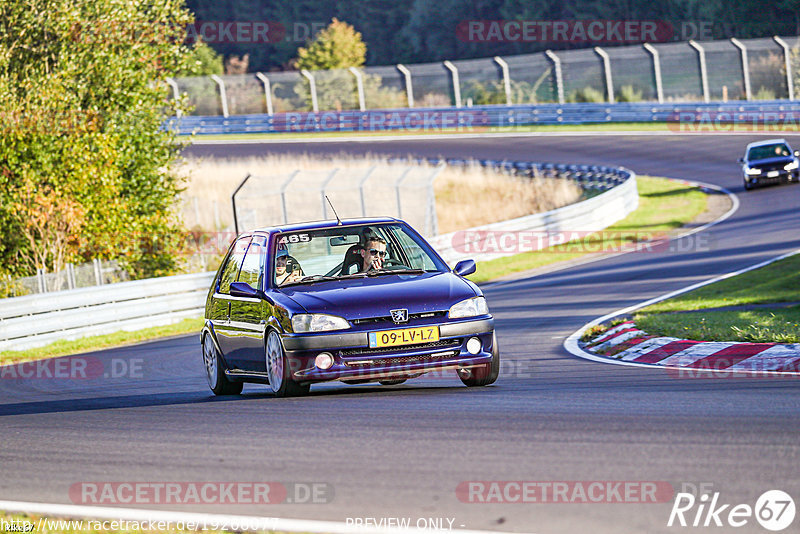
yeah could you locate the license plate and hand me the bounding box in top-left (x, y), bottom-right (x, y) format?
top-left (368, 326), bottom-right (439, 348)
top-left (768, 170), bottom-right (779, 177)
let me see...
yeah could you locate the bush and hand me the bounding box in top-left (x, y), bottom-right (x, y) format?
top-left (616, 85), bottom-right (643, 102)
top-left (568, 86), bottom-right (606, 103)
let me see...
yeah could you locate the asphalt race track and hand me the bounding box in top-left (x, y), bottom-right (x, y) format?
top-left (2, 134), bottom-right (799, 533)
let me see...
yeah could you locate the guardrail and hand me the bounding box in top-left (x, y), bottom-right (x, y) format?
top-left (0, 272), bottom-right (214, 351)
top-left (167, 100), bottom-right (800, 135)
top-left (0, 159), bottom-right (637, 352)
top-left (428, 163), bottom-right (637, 265)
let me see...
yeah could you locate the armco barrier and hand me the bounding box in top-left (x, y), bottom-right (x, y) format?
top-left (166, 100), bottom-right (800, 135)
top-left (0, 160), bottom-right (637, 352)
top-left (429, 164), bottom-right (637, 264)
top-left (0, 272), bottom-right (215, 351)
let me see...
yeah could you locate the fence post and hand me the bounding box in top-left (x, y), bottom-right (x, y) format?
top-left (280, 171), bottom-right (300, 224)
top-left (349, 67), bottom-right (366, 111)
top-left (396, 64), bottom-right (414, 107)
top-left (210, 74), bottom-right (229, 117)
top-left (37, 268), bottom-right (45, 293)
top-left (359, 166), bottom-right (377, 216)
top-left (594, 47), bottom-right (615, 103)
top-left (689, 40), bottom-right (710, 103)
top-left (394, 167), bottom-right (413, 219)
top-left (165, 77), bottom-right (182, 118)
top-left (544, 50), bottom-right (565, 104)
top-left (300, 70), bottom-right (319, 112)
top-left (67, 263), bottom-right (75, 290)
top-left (425, 162), bottom-right (446, 236)
top-left (493, 56), bottom-right (512, 105)
top-left (773, 36), bottom-right (794, 100)
top-left (231, 173), bottom-right (252, 235)
top-left (642, 43), bottom-right (664, 103)
top-left (730, 38), bottom-right (752, 101)
top-left (320, 168), bottom-right (339, 219)
top-left (255, 72), bottom-right (274, 115)
top-left (93, 259), bottom-right (103, 286)
top-left (443, 61), bottom-right (462, 108)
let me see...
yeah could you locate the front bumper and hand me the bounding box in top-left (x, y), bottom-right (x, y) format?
top-left (282, 317), bottom-right (495, 383)
top-left (745, 169), bottom-right (798, 184)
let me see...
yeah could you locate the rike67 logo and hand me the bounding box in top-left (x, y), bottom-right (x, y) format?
top-left (668, 490), bottom-right (795, 531)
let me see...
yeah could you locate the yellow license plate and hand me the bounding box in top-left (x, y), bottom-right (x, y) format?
top-left (368, 326), bottom-right (439, 348)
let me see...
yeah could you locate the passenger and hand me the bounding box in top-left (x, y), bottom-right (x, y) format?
top-left (275, 248), bottom-right (301, 285)
top-left (359, 236), bottom-right (388, 272)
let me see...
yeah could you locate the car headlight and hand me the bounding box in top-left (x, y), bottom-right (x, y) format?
top-left (448, 296), bottom-right (489, 319)
top-left (745, 166), bottom-right (761, 175)
top-left (785, 160), bottom-right (799, 171)
top-left (291, 314), bottom-right (350, 333)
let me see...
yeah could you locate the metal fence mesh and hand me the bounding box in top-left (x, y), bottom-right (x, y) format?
top-left (652, 42), bottom-right (703, 101)
top-left (173, 36), bottom-right (800, 113)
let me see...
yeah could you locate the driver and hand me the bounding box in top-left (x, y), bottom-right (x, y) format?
top-left (275, 247), bottom-right (301, 285)
top-left (359, 236), bottom-right (387, 272)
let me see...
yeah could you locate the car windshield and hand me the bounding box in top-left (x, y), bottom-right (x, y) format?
top-left (748, 143), bottom-right (791, 160)
top-left (273, 223), bottom-right (446, 286)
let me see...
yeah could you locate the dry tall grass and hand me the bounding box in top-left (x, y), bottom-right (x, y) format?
top-left (178, 154), bottom-right (583, 235)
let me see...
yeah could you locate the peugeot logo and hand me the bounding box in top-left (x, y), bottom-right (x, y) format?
top-left (390, 309), bottom-right (409, 323)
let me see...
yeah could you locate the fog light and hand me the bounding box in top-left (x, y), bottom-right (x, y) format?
top-left (466, 337), bottom-right (482, 355)
top-left (315, 352), bottom-right (334, 370)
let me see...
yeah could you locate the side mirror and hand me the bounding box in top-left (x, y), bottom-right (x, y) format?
top-left (737, 157), bottom-right (745, 164)
top-left (453, 259), bottom-right (476, 277)
top-left (230, 281), bottom-right (261, 299)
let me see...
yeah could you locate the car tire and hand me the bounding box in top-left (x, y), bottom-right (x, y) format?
top-left (743, 179), bottom-right (753, 191)
top-left (459, 333), bottom-right (500, 387)
top-left (202, 334), bottom-right (243, 396)
top-left (266, 330), bottom-right (310, 397)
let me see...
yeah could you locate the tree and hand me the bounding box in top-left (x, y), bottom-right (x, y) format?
top-left (0, 0), bottom-right (197, 279)
top-left (296, 18), bottom-right (366, 70)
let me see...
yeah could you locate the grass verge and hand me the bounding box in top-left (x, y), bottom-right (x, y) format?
top-left (467, 175), bottom-right (710, 283)
top-left (0, 317), bottom-right (203, 366)
top-left (633, 253), bottom-right (800, 343)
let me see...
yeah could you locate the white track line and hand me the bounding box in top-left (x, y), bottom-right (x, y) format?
top-left (0, 500), bottom-right (509, 534)
top-left (563, 248), bottom-right (800, 374)
top-left (188, 131), bottom-right (800, 145)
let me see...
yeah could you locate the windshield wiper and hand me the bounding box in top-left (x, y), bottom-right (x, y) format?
top-left (365, 268), bottom-right (426, 276)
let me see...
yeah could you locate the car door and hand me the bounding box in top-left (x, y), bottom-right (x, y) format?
top-left (212, 236), bottom-right (250, 368)
top-left (227, 235), bottom-right (269, 372)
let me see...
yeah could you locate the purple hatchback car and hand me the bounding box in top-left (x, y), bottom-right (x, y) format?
top-left (202, 218), bottom-right (499, 397)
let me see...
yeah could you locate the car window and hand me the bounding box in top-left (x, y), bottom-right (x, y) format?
top-left (218, 237), bottom-right (251, 294)
top-left (748, 143), bottom-right (791, 160)
top-left (274, 224), bottom-right (447, 285)
top-left (238, 236), bottom-right (266, 289)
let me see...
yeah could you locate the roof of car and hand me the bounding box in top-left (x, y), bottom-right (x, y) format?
top-left (248, 217), bottom-right (401, 236)
top-left (746, 138), bottom-right (789, 149)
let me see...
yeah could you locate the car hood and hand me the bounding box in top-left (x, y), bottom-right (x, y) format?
top-left (278, 272), bottom-right (478, 319)
top-left (746, 156), bottom-right (794, 167)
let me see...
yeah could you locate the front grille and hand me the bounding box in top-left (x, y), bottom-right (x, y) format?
top-left (340, 338), bottom-right (462, 359)
top-left (351, 311), bottom-right (447, 325)
top-left (343, 350), bottom-right (460, 368)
